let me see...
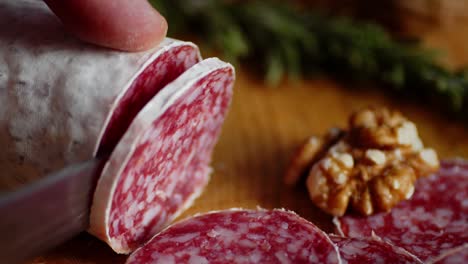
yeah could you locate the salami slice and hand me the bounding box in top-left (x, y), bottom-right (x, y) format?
top-left (334, 159), bottom-right (468, 263)
top-left (89, 58), bottom-right (235, 253)
top-left (126, 209), bottom-right (341, 264)
top-left (329, 235), bottom-right (422, 264)
top-left (0, 0), bottom-right (200, 190)
top-left (433, 244), bottom-right (468, 264)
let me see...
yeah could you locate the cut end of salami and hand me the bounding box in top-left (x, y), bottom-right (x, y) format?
top-left (125, 209), bottom-right (341, 264)
top-left (90, 58), bottom-right (235, 253)
top-left (335, 159), bottom-right (468, 263)
top-left (97, 42), bottom-right (201, 155)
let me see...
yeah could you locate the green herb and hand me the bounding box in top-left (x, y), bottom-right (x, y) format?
top-left (150, 0), bottom-right (468, 118)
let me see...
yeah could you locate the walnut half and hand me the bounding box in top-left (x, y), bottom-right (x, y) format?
top-left (290, 107), bottom-right (440, 216)
top-left (284, 128), bottom-right (345, 186)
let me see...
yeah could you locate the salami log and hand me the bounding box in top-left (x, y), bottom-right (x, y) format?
top-left (0, 0), bottom-right (200, 190)
top-left (126, 209), bottom-right (341, 264)
top-left (90, 58), bottom-right (235, 253)
top-left (329, 235), bottom-right (422, 264)
top-left (335, 160), bottom-right (468, 263)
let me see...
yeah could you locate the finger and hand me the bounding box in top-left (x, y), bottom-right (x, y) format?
top-left (44, 0), bottom-right (167, 51)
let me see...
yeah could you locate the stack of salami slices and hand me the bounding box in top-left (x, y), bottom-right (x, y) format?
top-left (125, 160), bottom-right (467, 264)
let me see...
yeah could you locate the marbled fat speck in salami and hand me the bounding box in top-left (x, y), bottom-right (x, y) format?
top-left (90, 59), bottom-right (235, 253)
top-left (330, 235), bottom-right (422, 264)
top-left (335, 159), bottom-right (468, 263)
top-left (126, 209), bottom-right (341, 264)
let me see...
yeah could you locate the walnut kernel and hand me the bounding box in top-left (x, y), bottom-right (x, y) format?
top-left (284, 136), bottom-right (324, 186)
top-left (284, 128), bottom-right (345, 185)
top-left (301, 107), bottom-right (440, 216)
top-left (364, 149), bottom-right (386, 165)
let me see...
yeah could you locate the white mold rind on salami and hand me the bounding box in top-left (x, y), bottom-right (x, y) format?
top-left (335, 161), bottom-right (468, 262)
top-left (0, 0), bottom-right (200, 190)
top-left (90, 58), bottom-right (235, 253)
top-left (125, 208), bottom-right (341, 264)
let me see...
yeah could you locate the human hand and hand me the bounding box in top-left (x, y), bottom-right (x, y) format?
top-left (44, 0), bottom-right (168, 51)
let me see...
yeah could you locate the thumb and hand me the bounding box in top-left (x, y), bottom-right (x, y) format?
top-left (44, 0), bottom-right (168, 51)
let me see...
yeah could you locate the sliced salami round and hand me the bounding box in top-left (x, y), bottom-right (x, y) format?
top-left (334, 159), bottom-right (468, 263)
top-left (433, 245), bottom-right (468, 264)
top-left (0, 0), bottom-right (200, 190)
top-left (126, 209), bottom-right (341, 264)
top-left (89, 58), bottom-right (235, 253)
top-left (329, 235), bottom-right (422, 264)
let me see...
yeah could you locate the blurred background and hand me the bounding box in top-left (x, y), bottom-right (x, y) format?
top-left (151, 0), bottom-right (468, 118)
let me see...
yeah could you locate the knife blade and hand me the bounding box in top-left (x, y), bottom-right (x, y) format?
top-left (0, 158), bottom-right (105, 264)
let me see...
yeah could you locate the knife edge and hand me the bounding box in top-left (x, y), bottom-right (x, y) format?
top-left (0, 158), bottom-right (104, 264)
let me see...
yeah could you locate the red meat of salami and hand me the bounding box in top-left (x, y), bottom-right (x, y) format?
top-left (329, 235), bottom-right (422, 264)
top-left (98, 42), bottom-right (202, 155)
top-left (335, 159), bottom-right (468, 263)
top-left (126, 209), bottom-right (341, 264)
top-left (433, 245), bottom-right (468, 264)
top-left (90, 58), bottom-right (235, 253)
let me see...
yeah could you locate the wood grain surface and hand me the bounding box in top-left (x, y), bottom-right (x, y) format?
top-left (29, 16), bottom-right (468, 264)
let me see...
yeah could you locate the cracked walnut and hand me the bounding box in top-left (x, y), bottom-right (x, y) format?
top-left (285, 107), bottom-right (440, 216)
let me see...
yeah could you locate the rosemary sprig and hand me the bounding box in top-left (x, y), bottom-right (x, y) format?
top-left (150, 0), bottom-right (468, 118)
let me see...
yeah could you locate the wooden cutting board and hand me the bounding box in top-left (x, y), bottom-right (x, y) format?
top-left (29, 19), bottom-right (468, 264)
